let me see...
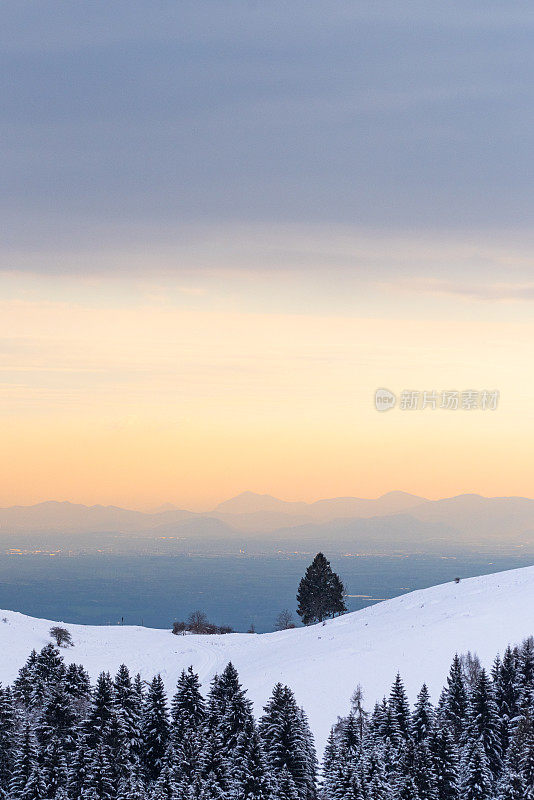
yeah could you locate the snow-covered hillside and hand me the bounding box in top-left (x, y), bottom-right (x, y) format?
top-left (1, 564), bottom-right (534, 752)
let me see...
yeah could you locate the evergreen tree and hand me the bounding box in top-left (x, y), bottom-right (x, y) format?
top-left (272, 767), bottom-right (299, 800)
top-left (337, 712), bottom-right (361, 758)
top-left (230, 718), bottom-right (271, 800)
top-left (10, 725), bottom-right (38, 800)
top-left (36, 681), bottom-right (78, 753)
top-left (20, 767), bottom-right (47, 800)
top-left (296, 553), bottom-right (346, 625)
top-left (494, 646), bottom-right (518, 756)
top-left (397, 776), bottom-right (420, 800)
top-left (438, 655), bottom-right (467, 744)
top-left (12, 650), bottom-right (38, 708)
top-left (496, 736), bottom-right (524, 800)
top-left (327, 760), bottom-right (363, 800)
top-left (412, 685), bottom-right (434, 743)
top-left (214, 663), bottom-right (254, 758)
top-left (0, 685), bottom-right (17, 794)
top-left (362, 746), bottom-right (392, 800)
top-left (83, 672), bottom-right (115, 750)
top-left (65, 663), bottom-right (92, 706)
top-left (460, 741), bottom-right (493, 800)
top-left (142, 674), bottom-right (170, 784)
top-left (150, 752), bottom-right (178, 800)
top-left (412, 741), bottom-right (438, 800)
top-left (171, 667), bottom-right (205, 735)
top-left (429, 726), bottom-right (459, 800)
top-left (197, 725), bottom-right (228, 799)
top-left (519, 725), bottom-right (534, 799)
top-left (464, 669), bottom-right (502, 778)
top-left (259, 683), bottom-right (315, 800)
top-left (41, 735), bottom-right (68, 798)
top-left (68, 738), bottom-right (93, 800)
top-left (113, 664), bottom-right (142, 764)
top-left (31, 644), bottom-right (66, 709)
top-left (86, 742), bottom-right (115, 800)
top-left (515, 637), bottom-right (534, 725)
top-left (389, 674), bottom-right (411, 742)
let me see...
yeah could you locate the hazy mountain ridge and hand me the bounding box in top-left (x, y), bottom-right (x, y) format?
top-left (1, 493), bottom-right (534, 549)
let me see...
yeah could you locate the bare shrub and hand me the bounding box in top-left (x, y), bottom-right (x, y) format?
top-left (275, 609), bottom-right (295, 631)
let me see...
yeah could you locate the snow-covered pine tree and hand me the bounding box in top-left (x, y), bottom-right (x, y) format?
top-left (296, 708), bottom-right (317, 800)
top-left (229, 717), bottom-right (271, 800)
top-left (65, 663), bottom-right (92, 705)
top-left (259, 683), bottom-right (315, 800)
top-left (272, 766), bottom-right (300, 800)
top-left (171, 666), bottom-right (206, 784)
top-left (0, 685), bottom-right (17, 795)
top-left (460, 740), bottom-right (493, 800)
top-left (362, 746), bottom-right (393, 800)
top-left (150, 751), bottom-right (179, 800)
top-left (171, 666), bottom-right (206, 735)
top-left (493, 646), bottom-right (518, 757)
top-left (378, 698), bottom-right (401, 748)
top-left (389, 674), bottom-right (411, 743)
top-left (396, 775), bottom-right (420, 800)
top-left (214, 663), bottom-right (254, 758)
top-left (411, 741), bottom-right (439, 800)
top-left (320, 729), bottom-right (338, 797)
top-left (337, 712), bottom-right (362, 759)
top-left (328, 760), bottom-right (363, 800)
top-left (496, 736), bottom-right (524, 800)
top-left (67, 737), bottom-right (93, 800)
top-left (40, 735), bottom-right (68, 799)
top-left (30, 644), bottom-right (66, 709)
top-left (464, 668), bottom-right (502, 778)
top-left (12, 650), bottom-right (38, 708)
top-left (19, 765), bottom-right (47, 800)
top-left (83, 672), bottom-right (115, 750)
top-left (10, 725), bottom-right (38, 800)
top-left (86, 741), bottom-right (115, 800)
top-left (412, 685), bottom-right (434, 743)
top-left (142, 674), bottom-right (170, 784)
top-left (36, 681), bottom-right (78, 753)
top-left (429, 725), bottom-right (459, 800)
top-left (105, 704), bottom-right (132, 795)
top-left (514, 637), bottom-right (534, 726)
top-left (113, 664), bottom-right (143, 766)
top-left (196, 725), bottom-right (228, 800)
top-left (437, 655), bottom-right (467, 744)
top-left (519, 725), bottom-right (534, 800)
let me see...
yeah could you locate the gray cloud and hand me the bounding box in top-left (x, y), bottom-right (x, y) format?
top-left (3, 1), bottom-right (534, 275)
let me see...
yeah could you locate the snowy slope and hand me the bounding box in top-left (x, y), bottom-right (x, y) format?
top-left (1, 564), bottom-right (534, 752)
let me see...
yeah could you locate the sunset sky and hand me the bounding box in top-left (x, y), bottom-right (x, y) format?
top-left (2, 2), bottom-right (534, 509)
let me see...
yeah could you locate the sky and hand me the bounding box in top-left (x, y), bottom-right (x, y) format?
top-left (2, 1), bottom-right (534, 510)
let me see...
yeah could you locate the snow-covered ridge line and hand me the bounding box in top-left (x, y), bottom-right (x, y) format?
top-left (1, 564), bottom-right (534, 752)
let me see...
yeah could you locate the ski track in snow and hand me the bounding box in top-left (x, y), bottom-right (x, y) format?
top-left (1, 563), bottom-right (534, 752)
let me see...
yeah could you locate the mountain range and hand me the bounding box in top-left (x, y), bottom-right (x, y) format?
top-left (1, 492), bottom-right (534, 548)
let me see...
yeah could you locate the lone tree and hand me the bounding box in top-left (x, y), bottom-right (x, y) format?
top-left (296, 552), bottom-right (347, 625)
top-left (49, 626), bottom-right (73, 647)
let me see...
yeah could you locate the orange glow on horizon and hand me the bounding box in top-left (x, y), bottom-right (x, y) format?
top-left (1, 269), bottom-right (533, 510)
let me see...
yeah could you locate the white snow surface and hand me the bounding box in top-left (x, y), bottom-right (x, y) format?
top-left (1, 564), bottom-right (534, 752)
